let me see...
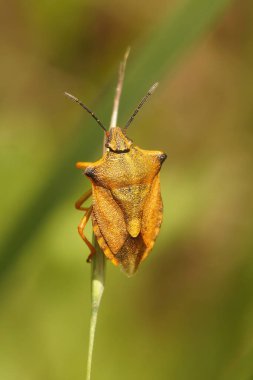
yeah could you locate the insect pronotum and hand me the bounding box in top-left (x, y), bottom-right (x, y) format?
top-left (65, 57), bottom-right (167, 276)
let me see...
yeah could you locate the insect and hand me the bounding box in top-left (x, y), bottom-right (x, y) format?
top-left (65, 68), bottom-right (166, 276)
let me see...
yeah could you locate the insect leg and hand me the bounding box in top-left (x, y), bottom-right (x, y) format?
top-left (78, 206), bottom-right (96, 263)
top-left (75, 188), bottom-right (92, 211)
top-left (76, 161), bottom-right (93, 169)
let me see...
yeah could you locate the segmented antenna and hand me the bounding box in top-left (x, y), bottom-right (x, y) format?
top-left (124, 82), bottom-right (159, 130)
top-left (64, 92), bottom-right (107, 132)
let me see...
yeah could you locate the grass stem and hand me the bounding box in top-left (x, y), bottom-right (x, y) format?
top-left (86, 49), bottom-right (129, 380)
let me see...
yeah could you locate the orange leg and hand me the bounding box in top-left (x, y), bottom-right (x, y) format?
top-left (78, 206), bottom-right (96, 263)
top-left (75, 188), bottom-right (92, 211)
top-left (76, 161), bottom-right (93, 169)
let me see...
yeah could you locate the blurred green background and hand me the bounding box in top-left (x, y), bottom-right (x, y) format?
top-left (1, 0), bottom-right (253, 379)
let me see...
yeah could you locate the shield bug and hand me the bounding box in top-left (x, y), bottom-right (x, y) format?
top-left (65, 68), bottom-right (166, 276)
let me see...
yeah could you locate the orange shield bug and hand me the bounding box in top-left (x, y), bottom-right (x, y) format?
top-left (65, 75), bottom-right (166, 276)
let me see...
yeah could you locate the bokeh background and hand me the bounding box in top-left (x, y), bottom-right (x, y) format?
top-left (1, 0), bottom-right (253, 379)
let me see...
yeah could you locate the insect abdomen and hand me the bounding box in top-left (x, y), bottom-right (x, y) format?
top-left (115, 235), bottom-right (147, 276)
top-left (110, 184), bottom-right (151, 238)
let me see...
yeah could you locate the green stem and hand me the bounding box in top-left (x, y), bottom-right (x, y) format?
top-left (86, 49), bottom-right (128, 380)
top-left (86, 239), bottom-right (105, 380)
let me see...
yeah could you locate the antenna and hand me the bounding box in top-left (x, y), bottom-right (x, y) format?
top-left (124, 82), bottom-right (158, 130)
top-left (64, 92), bottom-right (107, 132)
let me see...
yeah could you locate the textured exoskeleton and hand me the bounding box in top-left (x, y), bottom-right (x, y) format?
top-left (76, 127), bottom-right (167, 276)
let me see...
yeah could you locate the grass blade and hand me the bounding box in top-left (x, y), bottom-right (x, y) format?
top-left (86, 240), bottom-right (105, 380)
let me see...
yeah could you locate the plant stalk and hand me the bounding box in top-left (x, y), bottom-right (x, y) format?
top-left (86, 49), bottom-right (129, 380)
top-left (86, 239), bottom-right (105, 380)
